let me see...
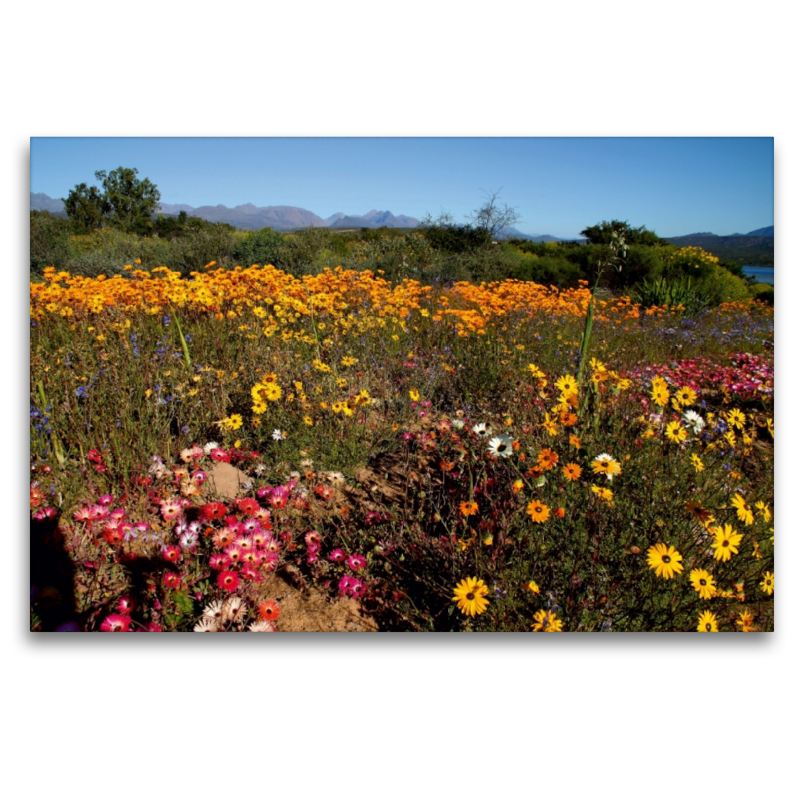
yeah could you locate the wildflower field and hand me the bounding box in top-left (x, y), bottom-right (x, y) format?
top-left (30, 261), bottom-right (774, 632)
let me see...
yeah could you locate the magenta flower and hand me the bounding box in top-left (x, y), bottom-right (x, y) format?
top-left (209, 554), bottom-right (231, 571)
top-left (100, 614), bottom-right (132, 632)
top-left (330, 548), bottom-right (346, 563)
top-left (347, 554), bottom-right (367, 571)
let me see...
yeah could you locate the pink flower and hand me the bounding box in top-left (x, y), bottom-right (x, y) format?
top-left (261, 551), bottom-right (279, 571)
top-left (210, 448), bottom-right (231, 462)
top-left (88, 504), bottom-right (108, 521)
top-left (97, 494), bottom-right (113, 506)
top-left (209, 553), bottom-right (231, 571)
top-left (329, 548), bottom-right (346, 563)
top-left (305, 530), bottom-right (322, 548)
top-left (162, 545), bottom-right (181, 563)
top-left (240, 564), bottom-right (261, 582)
top-left (191, 470), bottom-right (207, 485)
top-left (100, 614), bottom-right (132, 632)
top-left (269, 487), bottom-right (289, 508)
top-left (217, 570), bottom-right (240, 592)
top-left (347, 554), bottom-right (367, 571)
top-left (338, 575), bottom-right (356, 596)
top-left (117, 596), bottom-right (135, 614)
top-left (163, 572), bottom-right (181, 589)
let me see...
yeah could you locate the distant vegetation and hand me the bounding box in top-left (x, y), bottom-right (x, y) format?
top-left (664, 234), bottom-right (774, 268)
top-left (31, 166), bottom-right (769, 308)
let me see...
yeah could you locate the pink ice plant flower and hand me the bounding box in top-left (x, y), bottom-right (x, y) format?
top-left (347, 554), bottom-right (367, 571)
top-left (100, 614), bottom-right (132, 632)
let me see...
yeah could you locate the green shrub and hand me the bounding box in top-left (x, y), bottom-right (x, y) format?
top-left (633, 276), bottom-right (713, 313)
top-left (749, 282), bottom-right (774, 305)
top-left (232, 227), bottom-right (285, 268)
top-left (697, 263), bottom-right (752, 304)
top-left (30, 211), bottom-right (72, 277)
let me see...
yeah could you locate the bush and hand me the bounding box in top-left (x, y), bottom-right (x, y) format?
top-left (749, 283), bottom-right (774, 305)
top-left (30, 211), bottom-right (72, 277)
top-left (633, 276), bottom-right (713, 314)
top-left (696, 263), bottom-right (752, 305)
top-left (232, 228), bottom-right (285, 268)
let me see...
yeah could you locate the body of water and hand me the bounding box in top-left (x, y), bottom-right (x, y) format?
top-left (741, 265), bottom-right (774, 285)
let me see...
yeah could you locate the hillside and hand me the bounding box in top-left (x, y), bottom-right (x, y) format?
top-left (665, 233), bottom-right (774, 267)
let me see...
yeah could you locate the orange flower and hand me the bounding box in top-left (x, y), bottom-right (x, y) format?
top-left (526, 500), bottom-right (550, 523)
top-left (459, 501), bottom-right (478, 517)
top-left (562, 463), bottom-right (582, 482)
top-left (554, 507), bottom-right (566, 518)
top-left (537, 448), bottom-right (559, 471)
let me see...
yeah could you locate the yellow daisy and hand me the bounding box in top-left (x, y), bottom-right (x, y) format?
top-left (712, 524), bottom-right (742, 562)
top-left (689, 568), bottom-right (716, 600)
top-left (646, 543), bottom-right (684, 579)
top-left (697, 610), bottom-right (719, 632)
top-left (452, 577), bottom-right (489, 617)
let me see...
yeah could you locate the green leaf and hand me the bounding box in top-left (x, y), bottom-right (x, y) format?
top-left (173, 591), bottom-right (194, 616)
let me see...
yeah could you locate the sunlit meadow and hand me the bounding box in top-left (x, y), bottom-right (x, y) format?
top-left (30, 261), bottom-right (774, 631)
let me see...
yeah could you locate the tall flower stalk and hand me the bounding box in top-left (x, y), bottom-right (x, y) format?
top-left (576, 232), bottom-right (628, 388)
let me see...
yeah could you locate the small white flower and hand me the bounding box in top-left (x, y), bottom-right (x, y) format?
top-left (253, 463), bottom-right (267, 476)
top-left (486, 435), bottom-right (513, 459)
top-left (248, 620), bottom-right (277, 632)
top-left (272, 429), bottom-right (287, 441)
top-left (203, 441), bottom-right (219, 454)
top-left (203, 600), bottom-right (225, 621)
top-left (451, 419), bottom-right (465, 429)
top-left (193, 618), bottom-right (218, 632)
top-left (683, 409), bottom-right (705, 434)
top-left (472, 423), bottom-right (492, 437)
top-left (223, 596), bottom-right (246, 623)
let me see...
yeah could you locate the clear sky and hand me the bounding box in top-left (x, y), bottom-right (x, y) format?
top-left (30, 137), bottom-right (773, 239)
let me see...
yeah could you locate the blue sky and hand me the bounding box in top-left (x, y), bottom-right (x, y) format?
top-left (30, 137), bottom-right (773, 239)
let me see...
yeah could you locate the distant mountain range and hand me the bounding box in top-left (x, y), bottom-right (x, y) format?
top-left (29, 193), bottom-right (773, 250)
top-left (31, 192), bottom-right (422, 231)
top-left (665, 227), bottom-right (773, 268)
top-left (669, 226), bottom-right (773, 239)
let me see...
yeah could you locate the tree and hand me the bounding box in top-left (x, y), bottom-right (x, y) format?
top-left (63, 182), bottom-right (107, 233)
top-left (580, 219), bottom-right (663, 247)
top-left (64, 167), bottom-right (161, 234)
top-left (466, 189), bottom-right (521, 239)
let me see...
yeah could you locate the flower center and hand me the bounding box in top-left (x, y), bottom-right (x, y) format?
top-left (705, 623), bottom-right (712, 631)
top-left (663, 555), bottom-right (671, 563)
top-left (723, 540), bottom-right (729, 548)
top-left (700, 579), bottom-right (706, 586)
top-left (466, 592), bottom-right (475, 601)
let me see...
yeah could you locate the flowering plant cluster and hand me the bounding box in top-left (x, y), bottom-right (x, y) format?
top-left (30, 264), bottom-right (773, 631)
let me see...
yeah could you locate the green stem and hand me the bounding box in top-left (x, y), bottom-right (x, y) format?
top-left (577, 270), bottom-right (603, 387)
top-left (171, 309), bottom-right (192, 369)
top-left (37, 381), bottom-right (65, 465)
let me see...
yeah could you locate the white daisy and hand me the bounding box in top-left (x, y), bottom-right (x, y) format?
top-left (452, 419), bottom-right (465, 429)
top-left (193, 618), bottom-right (218, 632)
top-left (203, 441), bottom-right (220, 454)
top-left (683, 409), bottom-right (705, 434)
top-left (487, 435), bottom-right (514, 459)
top-left (272, 429), bottom-right (287, 441)
top-left (223, 596), bottom-right (246, 623)
top-left (472, 423), bottom-right (492, 437)
top-left (203, 599), bottom-right (225, 621)
top-left (248, 620), bottom-right (277, 632)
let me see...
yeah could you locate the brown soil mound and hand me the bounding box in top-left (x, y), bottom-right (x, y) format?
top-left (258, 572), bottom-right (378, 632)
